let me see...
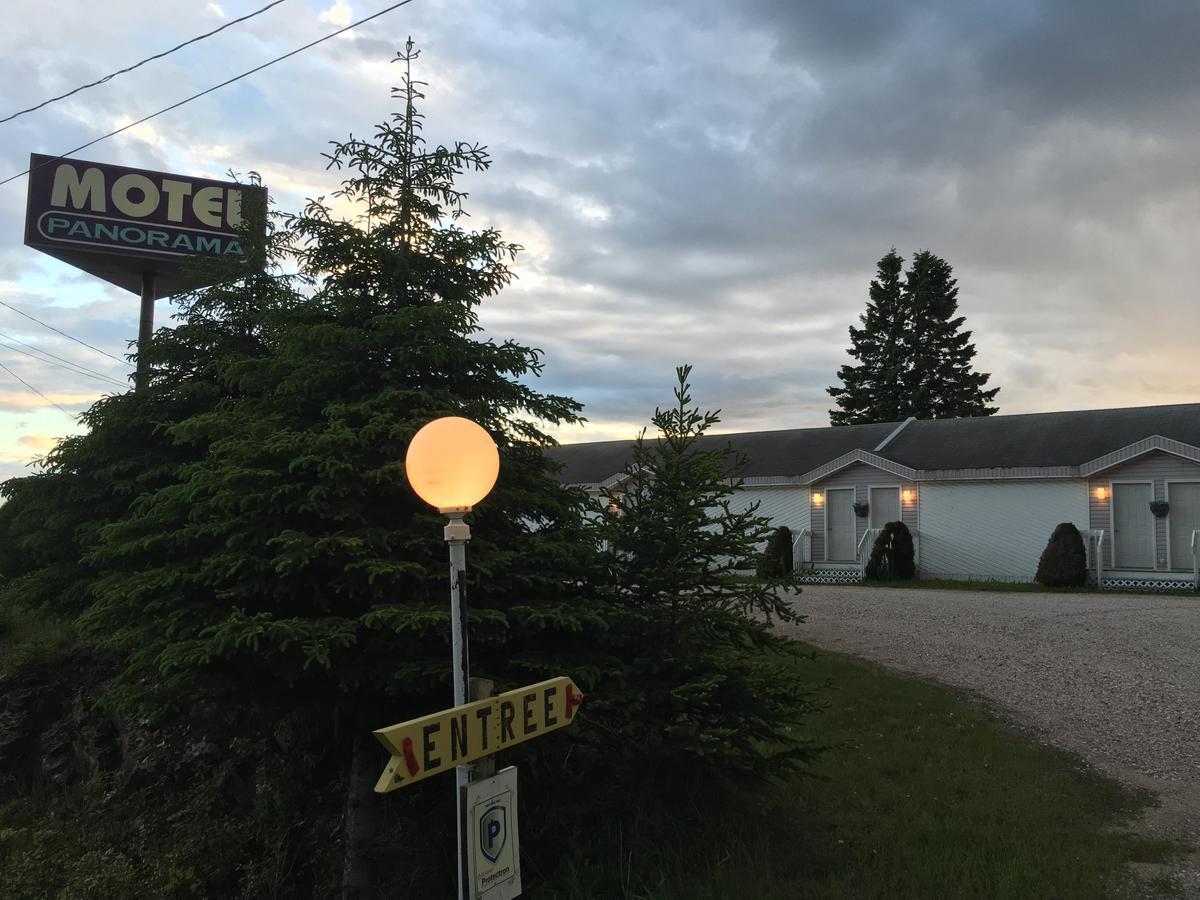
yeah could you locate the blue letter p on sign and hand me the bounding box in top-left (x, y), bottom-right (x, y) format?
top-left (480, 806), bottom-right (507, 863)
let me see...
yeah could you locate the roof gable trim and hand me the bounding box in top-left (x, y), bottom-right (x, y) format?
top-left (801, 449), bottom-right (919, 484)
top-left (1080, 435), bottom-right (1200, 476)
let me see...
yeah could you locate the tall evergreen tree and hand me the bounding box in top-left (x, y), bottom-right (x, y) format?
top-left (1, 44), bottom-right (602, 897)
top-left (828, 249), bottom-right (907, 426)
top-left (828, 249), bottom-right (999, 424)
top-left (902, 250), bottom-right (999, 419)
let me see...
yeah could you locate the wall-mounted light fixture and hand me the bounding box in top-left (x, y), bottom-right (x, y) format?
top-left (1093, 485), bottom-right (1109, 502)
top-left (901, 488), bottom-right (916, 505)
top-left (812, 491), bottom-right (824, 507)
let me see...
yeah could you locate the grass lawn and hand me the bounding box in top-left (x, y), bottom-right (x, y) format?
top-left (539, 644), bottom-right (1184, 899)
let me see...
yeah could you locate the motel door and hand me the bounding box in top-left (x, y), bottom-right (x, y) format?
top-left (1112, 483), bottom-right (1154, 569)
top-left (826, 488), bottom-right (856, 561)
top-left (869, 486), bottom-right (901, 529)
top-left (1168, 483), bottom-right (1200, 570)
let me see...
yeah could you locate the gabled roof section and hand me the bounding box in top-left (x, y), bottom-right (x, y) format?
top-left (800, 449), bottom-right (918, 484)
top-left (882, 403), bottom-right (1200, 470)
top-left (545, 420), bottom-right (900, 486)
top-left (1080, 435), bottom-right (1200, 476)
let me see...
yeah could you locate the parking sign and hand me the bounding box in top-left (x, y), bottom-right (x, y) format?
top-left (466, 767), bottom-right (521, 899)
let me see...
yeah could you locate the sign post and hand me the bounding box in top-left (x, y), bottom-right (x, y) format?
top-left (136, 271), bottom-right (156, 391)
top-left (373, 677), bottom-right (581, 899)
top-left (396, 418), bottom-right (585, 898)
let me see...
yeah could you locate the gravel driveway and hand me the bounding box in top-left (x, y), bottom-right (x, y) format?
top-left (779, 585), bottom-right (1200, 895)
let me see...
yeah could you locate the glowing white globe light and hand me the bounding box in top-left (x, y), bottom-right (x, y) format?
top-left (405, 416), bottom-right (500, 511)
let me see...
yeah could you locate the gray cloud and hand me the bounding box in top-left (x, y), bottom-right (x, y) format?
top-left (0, 0), bottom-right (1196, 458)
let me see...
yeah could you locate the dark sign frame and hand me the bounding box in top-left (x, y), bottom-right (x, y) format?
top-left (24, 153), bottom-right (267, 297)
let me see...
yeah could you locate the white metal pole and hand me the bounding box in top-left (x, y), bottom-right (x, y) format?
top-left (445, 515), bottom-right (471, 900)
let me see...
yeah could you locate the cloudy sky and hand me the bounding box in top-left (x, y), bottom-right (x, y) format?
top-left (2, 0), bottom-right (1198, 483)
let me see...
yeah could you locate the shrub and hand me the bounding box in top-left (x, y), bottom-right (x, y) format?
top-left (1035, 523), bottom-right (1088, 587)
top-left (758, 526), bottom-right (794, 577)
top-left (864, 521), bottom-right (916, 581)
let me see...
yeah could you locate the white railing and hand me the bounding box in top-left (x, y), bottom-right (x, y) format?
top-left (792, 528), bottom-right (812, 569)
top-left (857, 527), bottom-right (881, 577)
top-left (1191, 530), bottom-right (1199, 590)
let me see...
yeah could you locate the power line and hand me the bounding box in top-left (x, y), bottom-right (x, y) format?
top-left (0, 341), bottom-right (124, 389)
top-left (0, 0), bottom-right (291, 126)
top-left (0, 340), bottom-right (126, 388)
top-left (0, 359), bottom-right (78, 418)
top-left (0, 332), bottom-right (127, 388)
top-left (0, 300), bottom-right (127, 364)
top-left (0, 327), bottom-right (127, 382)
top-left (0, 0), bottom-right (419, 189)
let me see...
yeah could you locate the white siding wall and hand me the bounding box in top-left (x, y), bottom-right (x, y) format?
top-left (727, 485), bottom-right (810, 552)
top-left (919, 480), bottom-right (1088, 581)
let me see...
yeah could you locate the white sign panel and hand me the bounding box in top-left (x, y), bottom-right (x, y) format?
top-left (466, 766), bottom-right (521, 900)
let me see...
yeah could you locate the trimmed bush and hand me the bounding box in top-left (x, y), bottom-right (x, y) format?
top-left (864, 521), bottom-right (916, 580)
top-left (1035, 522), bottom-right (1088, 587)
top-left (758, 525), bottom-right (794, 577)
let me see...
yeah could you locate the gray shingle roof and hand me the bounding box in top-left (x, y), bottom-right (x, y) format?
top-left (883, 402), bottom-right (1200, 470)
top-left (546, 420), bottom-right (901, 484)
top-left (546, 402), bottom-right (1200, 484)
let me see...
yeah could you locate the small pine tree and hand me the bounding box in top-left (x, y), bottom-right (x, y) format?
top-left (1035, 523), bottom-right (1088, 587)
top-left (590, 366), bottom-right (815, 790)
top-left (864, 521), bottom-right (916, 581)
top-left (758, 525), bottom-right (794, 578)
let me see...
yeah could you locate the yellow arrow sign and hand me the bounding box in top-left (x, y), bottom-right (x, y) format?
top-left (373, 676), bottom-right (584, 793)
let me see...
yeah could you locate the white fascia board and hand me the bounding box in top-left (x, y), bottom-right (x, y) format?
top-left (800, 449), bottom-right (919, 485)
top-left (1079, 435), bottom-right (1200, 476)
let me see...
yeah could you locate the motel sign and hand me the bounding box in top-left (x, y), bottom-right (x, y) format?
top-left (23, 153), bottom-right (266, 297)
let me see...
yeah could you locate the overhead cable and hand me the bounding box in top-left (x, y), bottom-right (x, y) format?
top-left (0, 333), bottom-right (127, 388)
top-left (0, 300), bottom-right (127, 363)
top-left (0, 0), bottom-right (420, 189)
top-left (0, 359), bottom-right (78, 417)
top-left (0, 0), bottom-right (291, 126)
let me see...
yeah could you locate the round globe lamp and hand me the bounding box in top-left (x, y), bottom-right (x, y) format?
top-left (406, 416), bottom-right (499, 512)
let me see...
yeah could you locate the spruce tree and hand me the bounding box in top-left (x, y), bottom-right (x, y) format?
top-left (2, 44), bottom-right (603, 896)
top-left (589, 366), bottom-right (815, 790)
top-left (828, 249), bottom-right (999, 424)
top-left (902, 250), bottom-right (999, 419)
top-left (828, 249), bottom-right (907, 426)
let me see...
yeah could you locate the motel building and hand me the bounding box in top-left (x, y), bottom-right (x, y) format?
top-left (548, 402), bottom-right (1200, 591)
